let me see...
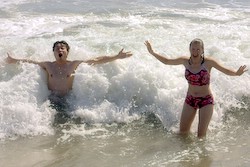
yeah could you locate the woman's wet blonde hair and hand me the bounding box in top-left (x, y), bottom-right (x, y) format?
top-left (189, 38), bottom-right (204, 51)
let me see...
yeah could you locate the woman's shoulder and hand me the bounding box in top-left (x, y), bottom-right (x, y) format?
top-left (204, 56), bottom-right (218, 69)
top-left (180, 56), bottom-right (190, 67)
top-left (179, 56), bottom-right (189, 60)
top-left (177, 56), bottom-right (189, 63)
top-left (204, 56), bottom-right (217, 64)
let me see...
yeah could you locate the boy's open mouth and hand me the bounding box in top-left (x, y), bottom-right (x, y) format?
top-left (59, 53), bottom-right (63, 57)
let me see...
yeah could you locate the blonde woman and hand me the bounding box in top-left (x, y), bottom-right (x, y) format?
top-left (145, 39), bottom-right (247, 138)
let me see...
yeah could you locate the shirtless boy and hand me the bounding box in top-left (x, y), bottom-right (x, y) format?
top-left (5, 40), bottom-right (132, 97)
top-left (5, 41), bottom-right (132, 123)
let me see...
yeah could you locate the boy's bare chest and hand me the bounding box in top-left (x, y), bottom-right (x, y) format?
top-left (48, 64), bottom-right (75, 80)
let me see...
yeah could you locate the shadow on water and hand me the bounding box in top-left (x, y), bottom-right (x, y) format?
top-left (48, 94), bottom-right (82, 126)
top-left (143, 112), bottom-right (165, 128)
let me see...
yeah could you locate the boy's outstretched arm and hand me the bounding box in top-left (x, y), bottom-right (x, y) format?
top-left (84, 49), bottom-right (132, 65)
top-left (5, 53), bottom-right (46, 69)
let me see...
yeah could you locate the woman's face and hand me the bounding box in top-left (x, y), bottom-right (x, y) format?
top-left (190, 42), bottom-right (203, 58)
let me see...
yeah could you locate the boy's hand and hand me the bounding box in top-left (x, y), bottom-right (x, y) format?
top-left (5, 53), bottom-right (17, 64)
top-left (117, 49), bottom-right (132, 59)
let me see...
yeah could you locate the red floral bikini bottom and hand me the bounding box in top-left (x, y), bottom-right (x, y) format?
top-left (185, 94), bottom-right (214, 110)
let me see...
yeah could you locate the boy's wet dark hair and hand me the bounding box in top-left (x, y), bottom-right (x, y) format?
top-left (53, 41), bottom-right (70, 52)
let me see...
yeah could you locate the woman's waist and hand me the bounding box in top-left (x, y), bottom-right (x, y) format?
top-left (187, 86), bottom-right (212, 97)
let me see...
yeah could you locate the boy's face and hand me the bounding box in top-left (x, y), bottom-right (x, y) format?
top-left (53, 43), bottom-right (69, 62)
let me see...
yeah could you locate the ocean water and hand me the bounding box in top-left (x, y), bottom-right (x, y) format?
top-left (0, 0), bottom-right (250, 166)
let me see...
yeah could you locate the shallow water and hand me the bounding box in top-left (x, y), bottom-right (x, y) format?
top-left (1, 115), bottom-right (250, 167)
top-left (0, 0), bottom-right (250, 166)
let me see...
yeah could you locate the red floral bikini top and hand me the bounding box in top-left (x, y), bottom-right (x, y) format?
top-left (185, 61), bottom-right (210, 86)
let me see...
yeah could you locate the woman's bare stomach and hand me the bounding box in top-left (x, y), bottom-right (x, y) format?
top-left (187, 85), bottom-right (212, 97)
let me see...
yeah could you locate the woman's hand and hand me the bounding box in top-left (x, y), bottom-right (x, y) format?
top-left (144, 40), bottom-right (155, 55)
top-left (236, 65), bottom-right (248, 76)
